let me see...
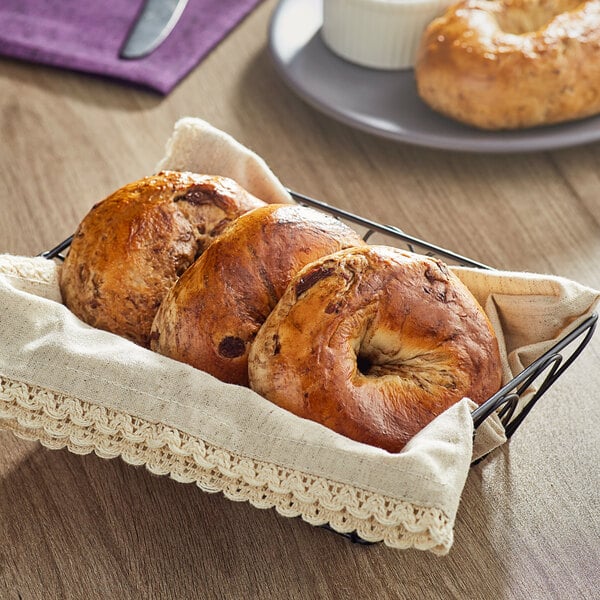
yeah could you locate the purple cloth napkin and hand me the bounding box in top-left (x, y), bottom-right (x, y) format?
top-left (0, 0), bottom-right (263, 94)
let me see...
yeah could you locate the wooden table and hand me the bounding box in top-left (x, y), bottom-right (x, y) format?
top-left (2, 2), bottom-right (600, 598)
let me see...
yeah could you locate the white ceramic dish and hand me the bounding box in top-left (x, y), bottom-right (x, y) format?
top-left (321, 0), bottom-right (453, 70)
top-left (268, 0), bottom-right (600, 153)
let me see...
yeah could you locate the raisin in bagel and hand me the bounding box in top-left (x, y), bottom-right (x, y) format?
top-left (59, 171), bottom-right (265, 347)
top-left (150, 204), bottom-right (366, 386)
top-left (248, 246), bottom-right (503, 453)
top-left (415, 0), bottom-right (600, 130)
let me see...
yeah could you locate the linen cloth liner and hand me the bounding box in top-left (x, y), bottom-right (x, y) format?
top-left (0, 118), bottom-right (598, 555)
top-left (0, 0), bottom-right (263, 94)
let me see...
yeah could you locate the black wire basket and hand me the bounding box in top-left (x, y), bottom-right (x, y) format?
top-left (41, 189), bottom-right (598, 544)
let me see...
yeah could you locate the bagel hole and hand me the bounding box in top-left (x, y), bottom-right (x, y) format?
top-left (495, 0), bottom-right (583, 34)
top-left (357, 353), bottom-right (409, 379)
top-left (357, 353), bottom-right (374, 376)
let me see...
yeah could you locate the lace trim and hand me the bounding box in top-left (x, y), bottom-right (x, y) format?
top-left (0, 375), bottom-right (453, 554)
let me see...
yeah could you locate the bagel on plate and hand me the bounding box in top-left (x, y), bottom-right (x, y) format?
top-left (415, 0), bottom-right (600, 129)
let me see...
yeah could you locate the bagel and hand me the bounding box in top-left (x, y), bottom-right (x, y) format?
top-left (59, 171), bottom-right (265, 347)
top-left (248, 246), bottom-right (503, 453)
top-left (150, 204), bottom-right (366, 386)
top-left (415, 0), bottom-right (600, 130)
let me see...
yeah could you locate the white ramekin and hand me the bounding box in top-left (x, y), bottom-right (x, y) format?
top-left (322, 0), bottom-right (454, 70)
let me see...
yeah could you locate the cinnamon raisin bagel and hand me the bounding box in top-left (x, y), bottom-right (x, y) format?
top-left (415, 0), bottom-right (600, 130)
top-left (150, 204), bottom-right (366, 386)
top-left (59, 171), bottom-right (265, 347)
top-left (248, 246), bottom-right (503, 453)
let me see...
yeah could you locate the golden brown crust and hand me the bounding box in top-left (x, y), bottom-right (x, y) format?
top-left (248, 246), bottom-right (503, 453)
top-left (59, 171), bottom-right (265, 347)
top-left (415, 0), bottom-right (600, 130)
top-left (150, 204), bottom-right (366, 386)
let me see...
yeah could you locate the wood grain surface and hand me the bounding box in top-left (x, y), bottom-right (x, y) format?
top-left (2, 2), bottom-right (600, 598)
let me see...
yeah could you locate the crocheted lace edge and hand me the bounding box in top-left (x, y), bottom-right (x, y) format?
top-left (0, 375), bottom-right (453, 554)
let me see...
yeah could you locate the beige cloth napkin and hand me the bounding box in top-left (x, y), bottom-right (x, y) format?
top-left (0, 118), bottom-right (598, 555)
top-left (156, 117), bottom-right (293, 205)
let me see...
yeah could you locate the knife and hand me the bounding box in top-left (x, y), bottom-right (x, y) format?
top-left (119, 0), bottom-right (190, 59)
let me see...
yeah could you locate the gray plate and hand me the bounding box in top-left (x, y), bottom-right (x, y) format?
top-left (268, 0), bottom-right (600, 153)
